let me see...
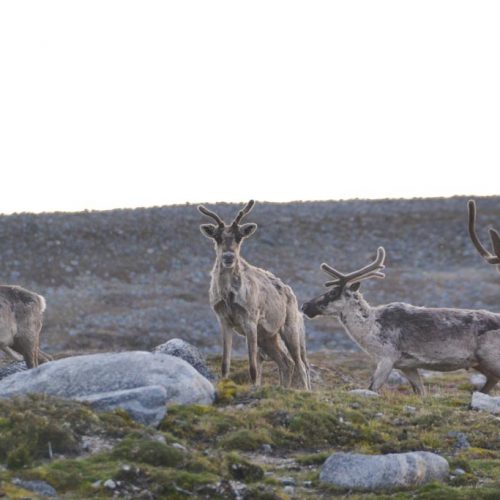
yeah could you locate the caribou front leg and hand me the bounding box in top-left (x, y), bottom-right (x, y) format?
top-left (242, 322), bottom-right (259, 386)
top-left (218, 318), bottom-right (233, 379)
top-left (368, 358), bottom-right (395, 392)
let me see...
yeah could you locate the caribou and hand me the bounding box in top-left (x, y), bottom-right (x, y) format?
top-left (0, 285), bottom-right (52, 368)
top-left (198, 200), bottom-right (310, 389)
top-left (302, 247), bottom-right (500, 395)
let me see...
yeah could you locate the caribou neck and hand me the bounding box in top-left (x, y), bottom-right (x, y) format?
top-left (211, 257), bottom-right (248, 300)
top-left (338, 292), bottom-right (374, 349)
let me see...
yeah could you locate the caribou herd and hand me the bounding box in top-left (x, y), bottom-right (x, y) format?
top-left (1, 199), bottom-right (498, 396)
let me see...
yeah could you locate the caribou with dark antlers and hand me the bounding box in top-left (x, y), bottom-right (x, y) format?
top-left (198, 200), bottom-right (310, 389)
top-left (468, 199), bottom-right (500, 271)
top-left (302, 247), bottom-right (500, 395)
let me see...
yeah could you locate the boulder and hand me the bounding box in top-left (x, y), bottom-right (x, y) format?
top-left (471, 391), bottom-right (500, 415)
top-left (320, 451), bottom-right (449, 491)
top-left (153, 338), bottom-right (215, 381)
top-left (0, 352), bottom-right (215, 425)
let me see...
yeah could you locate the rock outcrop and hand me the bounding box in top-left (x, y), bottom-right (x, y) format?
top-left (0, 352), bottom-right (215, 426)
top-left (320, 451), bottom-right (449, 491)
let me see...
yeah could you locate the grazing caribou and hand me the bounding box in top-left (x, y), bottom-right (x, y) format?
top-left (198, 200), bottom-right (310, 389)
top-left (302, 247), bottom-right (500, 395)
top-left (0, 285), bottom-right (52, 368)
top-left (468, 199), bottom-right (500, 271)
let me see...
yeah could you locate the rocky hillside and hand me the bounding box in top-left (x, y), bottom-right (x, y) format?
top-left (0, 196), bottom-right (498, 356)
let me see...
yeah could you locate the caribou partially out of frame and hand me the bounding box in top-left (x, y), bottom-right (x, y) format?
top-left (468, 199), bottom-right (500, 271)
top-left (0, 285), bottom-right (52, 368)
top-left (198, 200), bottom-right (310, 389)
top-left (302, 247), bottom-right (500, 395)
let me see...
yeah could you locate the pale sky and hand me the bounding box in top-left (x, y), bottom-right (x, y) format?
top-left (0, 1), bottom-right (499, 214)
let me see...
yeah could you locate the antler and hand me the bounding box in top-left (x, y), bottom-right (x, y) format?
top-left (198, 205), bottom-right (224, 227)
top-left (467, 200), bottom-right (500, 265)
top-left (321, 247), bottom-right (386, 287)
top-left (231, 199), bottom-right (255, 227)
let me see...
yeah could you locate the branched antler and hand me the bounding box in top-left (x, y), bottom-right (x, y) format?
top-left (468, 200), bottom-right (500, 265)
top-left (321, 247), bottom-right (386, 287)
top-left (198, 205), bottom-right (224, 227)
top-left (231, 200), bottom-right (255, 227)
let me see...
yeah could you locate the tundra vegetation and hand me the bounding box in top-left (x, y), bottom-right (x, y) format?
top-left (1, 354), bottom-right (500, 498)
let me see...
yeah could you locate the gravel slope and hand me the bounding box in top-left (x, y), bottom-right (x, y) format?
top-left (0, 196), bottom-right (498, 357)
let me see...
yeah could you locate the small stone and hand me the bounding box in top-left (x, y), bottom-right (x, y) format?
top-left (261, 444), bottom-right (273, 454)
top-left (283, 486), bottom-right (295, 496)
top-left (350, 402), bottom-right (361, 409)
top-left (404, 405), bottom-right (416, 414)
top-left (374, 412), bottom-right (384, 418)
top-left (303, 480), bottom-right (313, 487)
top-left (104, 479), bottom-right (116, 490)
top-left (453, 468), bottom-right (466, 476)
top-left (470, 373), bottom-right (487, 390)
top-left (280, 477), bottom-right (295, 486)
top-left (11, 479), bottom-right (57, 498)
top-left (447, 431), bottom-right (470, 450)
top-left (172, 442), bottom-right (187, 452)
top-left (471, 392), bottom-right (500, 415)
top-left (348, 389), bottom-right (379, 397)
top-left (91, 480), bottom-right (102, 489)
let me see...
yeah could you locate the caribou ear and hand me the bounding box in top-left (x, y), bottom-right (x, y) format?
top-left (200, 224), bottom-right (218, 239)
top-left (240, 223), bottom-right (257, 239)
top-left (349, 282), bottom-right (361, 292)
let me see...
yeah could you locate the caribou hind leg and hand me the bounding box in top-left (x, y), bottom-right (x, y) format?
top-left (400, 368), bottom-right (425, 395)
top-left (260, 334), bottom-right (294, 388)
top-left (475, 330), bottom-right (500, 394)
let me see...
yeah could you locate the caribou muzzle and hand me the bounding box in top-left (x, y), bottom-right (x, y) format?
top-left (301, 301), bottom-right (321, 318)
top-left (222, 252), bottom-right (236, 268)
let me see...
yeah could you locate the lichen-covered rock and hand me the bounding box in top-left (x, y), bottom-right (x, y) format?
top-left (471, 391), bottom-right (500, 415)
top-left (153, 338), bottom-right (215, 381)
top-left (12, 478), bottom-right (57, 497)
top-left (0, 361), bottom-right (28, 381)
top-left (0, 352), bottom-right (215, 425)
top-left (320, 452), bottom-right (449, 491)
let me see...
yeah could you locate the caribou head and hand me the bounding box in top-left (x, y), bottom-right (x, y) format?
top-left (302, 247), bottom-right (386, 318)
top-left (198, 200), bottom-right (257, 268)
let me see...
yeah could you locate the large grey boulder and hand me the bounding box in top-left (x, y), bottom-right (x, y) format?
top-left (471, 391), bottom-right (500, 415)
top-left (0, 352), bottom-right (215, 425)
top-left (320, 452), bottom-right (449, 491)
top-left (153, 338), bottom-right (216, 381)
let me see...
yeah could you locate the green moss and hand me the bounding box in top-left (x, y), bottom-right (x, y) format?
top-left (295, 451), bottom-right (331, 465)
top-left (220, 429), bottom-right (271, 451)
top-left (111, 436), bottom-right (184, 467)
top-left (226, 452), bottom-right (264, 481)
